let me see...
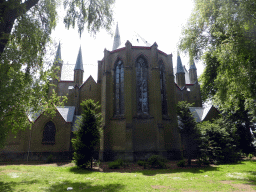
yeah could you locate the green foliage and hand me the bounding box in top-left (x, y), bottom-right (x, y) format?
top-left (147, 155), bottom-right (167, 169)
top-left (177, 160), bottom-right (186, 167)
top-left (72, 99), bottom-right (102, 169)
top-left (198, 118), bottom-right (241, 164)
top-left (248, 154), bottom-right (253, 161)
top-left (46, 154), bottom-right (54, 163)
top-left (179, 0), bottom-right (256, 124)
top-left (108, 161), bottom-right (121, 169)
top-left (177, 101), bottom-right (200, 165)
top-left (63, 0), bottom-right (115, 35)
top-left (0, 0), bottom-right (114, 148)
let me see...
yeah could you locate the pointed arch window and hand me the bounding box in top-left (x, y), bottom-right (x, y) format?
top-left (42, 121), bottom-right (56, 144)
top-left (159, 60), bottom-right (168, 115)
top-left (115, 60), bottom-right (124, 115)
top-left (136, 56), bottom-right (149, 114)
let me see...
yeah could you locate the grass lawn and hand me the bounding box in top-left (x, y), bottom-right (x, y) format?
top-left (0, 160), bottom-right (256, 191)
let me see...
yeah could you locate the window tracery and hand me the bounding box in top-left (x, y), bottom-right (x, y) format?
top-left (159, 60), bottom-right (168, 115)
top-left (42, 121), bottom-right (56, 144)
top-left (115, 60), bottom-right (124, 115)
top-left (136, 56), bottom-right (149, 114)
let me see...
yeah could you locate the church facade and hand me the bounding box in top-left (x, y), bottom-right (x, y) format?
top-left (0, 25), bottom-right (219, 161)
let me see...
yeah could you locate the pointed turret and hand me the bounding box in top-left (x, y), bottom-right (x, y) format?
top-left (54, 42), bottom-right (63, 80)
top-left (189, 60), bottom-right (197, 84)
top-left (74, 46), bottom-right (84, 86)
top-left (112, 23), bottom-right (121, 50)
top-left (176, 52), bottom-right (185, 88)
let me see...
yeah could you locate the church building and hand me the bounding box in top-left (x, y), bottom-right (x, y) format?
top-left (0, 25), bottom-right (219, 161)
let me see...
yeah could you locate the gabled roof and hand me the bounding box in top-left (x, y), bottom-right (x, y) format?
top-left (28, 106), bottom-right (76, 123)
top-left (189, 106), bottom-right (214, 122)
top-left (56, 106), bottom-right (75, 123)
top-left (74, 46), bottom-right (84, 71)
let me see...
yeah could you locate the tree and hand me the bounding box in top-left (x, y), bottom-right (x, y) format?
top-left (0, 0), bottom-right (114, 148)
top-left (198, 118), bottom-right (240, 164)
top-left (72, 99), bottom-right (102, 168)
top-left (179, 0), bottom-right (256, 123)
top-left (176, 101), bottom-right (200, 165)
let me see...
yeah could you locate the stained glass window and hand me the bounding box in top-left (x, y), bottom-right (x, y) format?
top-left (159, 60), bottom-right (168, 115)
top-left (136, 56), bottom-right (149, 114)
top-left (42, 121), bottom-right (56, 144)
top-left (115, 60), bottom-right (124, 115)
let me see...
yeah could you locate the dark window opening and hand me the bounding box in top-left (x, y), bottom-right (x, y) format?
top-left (136, 56), bottom-right (149, 114)
top-left (115, 60), bottom-right (124, 115)
top-left (159, 60), bottom-right (168, 115)
top-left (42, 121), bottom-right (56, 144)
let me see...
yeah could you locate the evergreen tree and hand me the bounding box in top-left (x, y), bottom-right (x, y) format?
top-left (177, 101), bottom-right (200, 165)
top-left (72, 99), bottom-right (102, 168)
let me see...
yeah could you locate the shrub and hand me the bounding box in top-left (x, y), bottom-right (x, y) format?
top-left (46, 154), bottom-right (54, 163)
top-left (137, 160), bottom-right (148, 169)
top-left (248, 153), bottom-right (253, 160)
top-left (147, 155), bottom-right (167, 169)
top-left (177, 160), bottom-right (186, 167)
top-left (108, 161), bottom-right (121, 169)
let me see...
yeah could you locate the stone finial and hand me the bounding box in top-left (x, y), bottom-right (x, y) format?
top-left (112, 23), bottom-right (121, 50)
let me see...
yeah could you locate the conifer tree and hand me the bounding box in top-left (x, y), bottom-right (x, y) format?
top-left (72, 99), bottom-right (102, 168)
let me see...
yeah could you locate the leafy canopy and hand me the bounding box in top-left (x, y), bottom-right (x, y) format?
top-left (179, 0), bottom-right (256, 121)
top-left (0, 0), bottom-right (115, 148)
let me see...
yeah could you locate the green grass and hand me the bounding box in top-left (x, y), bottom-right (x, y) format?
top-left (0, 161), bottom-right (256, 191)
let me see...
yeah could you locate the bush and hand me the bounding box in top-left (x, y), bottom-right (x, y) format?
top-left (108, 161), bottom-right (121, 169)
top-left (147, 155), bottom-right (167, 169)
top-left (137, 160), bottom-right (148, 169)
top-left (177, 160), bottom-right (186, 167)
top-left (46, 154), bottom-right (54, 163)
top-left (198, 118), bottom-right (241, 164)
top-left (248, 153), bottom-right (253, 160)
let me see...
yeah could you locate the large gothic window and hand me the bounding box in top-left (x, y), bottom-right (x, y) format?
top-left (136, 56), bottom-right (149, 114)
top-left (159, 60), bottom-right (168, 115)
top-left (115, 60), bottom-right (124, 115)
top-left (42, 121), bottom-right (56, 144)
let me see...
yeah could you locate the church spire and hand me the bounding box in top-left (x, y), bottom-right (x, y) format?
top-left (54, 42), bottom-right (62, 63)
top-left (74, 46), bottom-right (84, 86)
top-left (112, 23), bottom-right (121, 50)
top-left (176, 52), bottom-right (185, 74)
top-left (74, 46), bottom-right (84, 71)
top-left (176, 52), bottom-right (185, 88)
top-left (189, 60), bottom-right (198, 84)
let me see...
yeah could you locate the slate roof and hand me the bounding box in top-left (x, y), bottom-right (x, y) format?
top-left (189, 106), bottom-right (213, 122)
top-left (74, 46), bottom-right (84, 71)
top-left (176, 54), bottom-right (185, 74)
top-left (189, 61), bottom-right (197, 70)
top-left (56, 106), bottom-right (75, 123)
top-left (173, 65), bottom-right (191, 84)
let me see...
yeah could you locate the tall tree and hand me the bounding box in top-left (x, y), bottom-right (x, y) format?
top-left (177, 101), bottom-right (200, 165)
top-left (0, 0), bottom-right (115, 148)
top-left (72, 99), bottom-right (102, 169)
top-left (179, 0), bottom-right (256, 132)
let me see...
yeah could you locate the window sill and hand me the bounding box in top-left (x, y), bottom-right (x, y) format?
top-left (111, 115), bottom-right (125, 120)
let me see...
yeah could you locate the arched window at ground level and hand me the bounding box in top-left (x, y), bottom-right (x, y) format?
top-left (42, 121), bottom-right (56, 144)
